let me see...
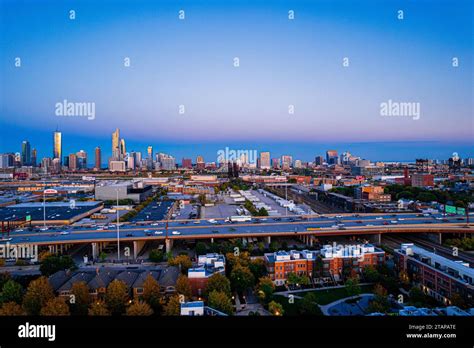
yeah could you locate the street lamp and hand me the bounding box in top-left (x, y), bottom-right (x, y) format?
top-left (116, 188), bottom-right (120, 262)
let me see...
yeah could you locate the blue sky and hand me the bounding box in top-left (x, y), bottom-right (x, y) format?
top-left (0, 0), bottom-right (472, 163)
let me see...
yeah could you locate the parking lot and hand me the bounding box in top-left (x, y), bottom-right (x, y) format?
top-left (130, 200), bottom-right (174, 222)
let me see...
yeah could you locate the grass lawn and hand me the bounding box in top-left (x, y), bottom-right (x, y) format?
top-left (291, 284), bottom-right (374, 305)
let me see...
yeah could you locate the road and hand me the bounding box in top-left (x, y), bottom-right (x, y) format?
top-left (0, 212), bottom-right (471, 246)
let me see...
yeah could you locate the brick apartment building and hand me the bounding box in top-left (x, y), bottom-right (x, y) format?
top-left (188, 253), bottom-right (226, 296)
top-left (394, 243), bottom-right (474, 306)
top-left (264, 250), bottom-right (317, 286)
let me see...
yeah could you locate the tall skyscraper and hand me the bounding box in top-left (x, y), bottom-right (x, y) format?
top-left (326, 150), bottom-right (339, 165)
top-left (147, 146), bottom-right (154, 170)
top-left (31, 148), bottom-right (37, 167)
top-left (68, 154), bottom-right (77, 171)
top-left (53, 129), bottom-right (62, 164)
top-left (76, 150), bottom-right (87, 169)
top-left (21, 140), bottom-right (31, 166)
top-left (120, 139), bottom-right (126, 158)
top-left (112, 128), bottom-right (120, 159)
top-left (281, 155), bottom-right (293, 170)
top-left (315, 156), bottom-right (324, 166)
top-left (95, 147), bottom-right (101, 169)
top-left (182, 158), bottom-right (192, 169)
top-left (259, 151), bottom-right (271, 169)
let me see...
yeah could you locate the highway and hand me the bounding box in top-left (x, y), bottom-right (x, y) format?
top-left (0, 212), bottom-right (472, 246)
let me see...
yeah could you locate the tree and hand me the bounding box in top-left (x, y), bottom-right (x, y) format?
top-left (362, 266), bottom-right (380, 283)
top-left (105, 280), bottom-right (129, 315)
top-left (345, 277), bottom-right (361, 297)
top-left (39, 255), bottom-right (75, 276)
top-left (22, 276), bottom-right (55, 315)
top-left (142, 275), bottom-right (162, 312)
top-left (99, 251), bottom-right (107, 263)
top-left (368, 284), bottom-right (391, 314)
top-left (230, 263), bottom-right (255, 293)
top-left (195, 242), bottom-right (207, 256)
top-left (125, 301), bottom-right (154, 316)
top-left (70, 281), bottom-right (90, 315)
top-left (163, 295), bottom-right (181, 316)
top-left (257, 208), bottom-right (269, 216)
top-left (175, 274), bottom-right (192, 299)
top-left (287, 272), bottom-right (310, 286)
top-left (269, 241), bottom-right (279, 252)
top-left (268, 300), bottom-right (284, 316)
top-left (299, 292), bottom-right (322, 315)
top-left (205, 273), bottom-right (231, 298)
top-left (1, 279), bottom-right (23, 304)
top-left (149, 249), bottom-right (164, 263)
top-left (255, 276), bottom-right (274, 303)
top-left (207, 290), bottom-right (233, 315)
top-left (88, 300), bottom-right (110, 316)
top-left (168, 255), bottom-right (192, 273)
top-left (0, 301), bottom-right (25, 315)
top-left (249, 259), bottom-right (266, 280)
top-left (40, 297), bottom-right (70, 316)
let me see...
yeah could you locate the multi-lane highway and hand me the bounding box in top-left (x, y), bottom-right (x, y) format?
top-left (1, 212), bottom-right (471, 246)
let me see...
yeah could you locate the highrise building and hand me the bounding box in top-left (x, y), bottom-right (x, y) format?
top-left (0, 153), bottom-right (14, 168)
top-left (31, 148), bottom-right (37, 167)
top-left (76, 150), bottom-right (87, 170)
top-left (95, 147), bottom-right (101, 170)
top-left (68, 154), bottom-right (78, 171)
top-left (272, 158), bottom-right (280, 169)
top-left (326, 150), bottom-right (339, 165)
top-left (53, 129), bottom-right (62, 164)
top-left (120, 139), bottom-right (126, 158)
top-left (259, 151), bottom-right (271, 169)
top-left (281, 155), bottom-right (292, 170)
top-left (147, 146), bottom-right (154, 170)
top-left (112, 128), bottom-right (120, 159)
top-left (21, 140), bottom-right (31, 166)
top-left (182, 158), bottom-right (192, 169)
top-left (196, 155), bottom-right (205, 170)
top-left (315, 156), bottom-right (324, 166)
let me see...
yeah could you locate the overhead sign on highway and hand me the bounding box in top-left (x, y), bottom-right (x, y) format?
top-left (445, 205), bottom-right (457, 214)
top-left (457, 207), bottom-right (466, 215)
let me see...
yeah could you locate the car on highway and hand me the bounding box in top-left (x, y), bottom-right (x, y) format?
top-left (383, 221), bottom-right (389, 225)
top-left (0, 238), bottom-right (12, 242)
top-left (154, 231), bottom-right (164, 235)
top-left (172, 231), bottom-right (181, 235)
top-left (145, 231), bottom-right (153, 236)
top-left (365, 224), bottom-right (374, 227)
top-left (151, 223), bottom-right (160, 226)
top-left (59, 231), bottom-right (70, 235)
top-left (376, 217), bottom-right (383, 220)
top-left (390, 220), bottom-right (398, 224)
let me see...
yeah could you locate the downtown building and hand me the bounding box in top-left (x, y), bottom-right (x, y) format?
top-left (394, 243), bottom-right (474, 306)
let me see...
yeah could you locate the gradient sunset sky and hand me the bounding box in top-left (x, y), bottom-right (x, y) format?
top-left (0, 0), bottom-right (472, 162)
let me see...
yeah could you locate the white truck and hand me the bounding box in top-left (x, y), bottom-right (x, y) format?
top-left (228, 215), bottom-right (252, 223)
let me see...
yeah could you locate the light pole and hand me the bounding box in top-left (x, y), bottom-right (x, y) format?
top-left (116, 189), bottom-right (120, 261)
top-left (43, 184), bottom-right (46, 228)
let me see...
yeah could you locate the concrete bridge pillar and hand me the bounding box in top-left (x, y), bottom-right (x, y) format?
top-left (265, 236), bottom-right (271, 245)
top-left (369, 233), bottom-right (381, 245)
top-left (308, 236), bottom-right (314, 247)
top-left (165, 239), bottom-right (173, 253)
top-left (211, 238), bottom-right (214, 244)
top-left (92, 242), bottom-right (98, 260)
top-left (133, 240), bottom-right (145, 259)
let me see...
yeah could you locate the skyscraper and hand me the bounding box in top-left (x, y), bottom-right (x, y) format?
top-left (259, 151), bottom-right (270, 169)
top-left (120, 139), bottom-right (126, 158)
top-left (31, 148), bottom-right (37, 167)
top-left (95, 147), bottom-right (101, 170)
top-left (112, 128), bottom-right (120, 159)
top-left (53, 129), bottom-right (62, 164)
top-left (281, 155), bottom-right (293, 170)
top-left (21, 140), bottom-right (31, 166)
top-left (68, 154), bottom-right (77, 171)
top-left (326, 150), bottom-right (339, 165)
top-left (196, 155), bottom-right (205, 170)
top-left (76, 150), bottom-right (87, 170)
top-left (147, 146), bottom-right (153, 170)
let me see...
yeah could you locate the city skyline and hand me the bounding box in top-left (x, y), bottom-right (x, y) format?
top-left (1, 0), bottom-right (472, 159)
